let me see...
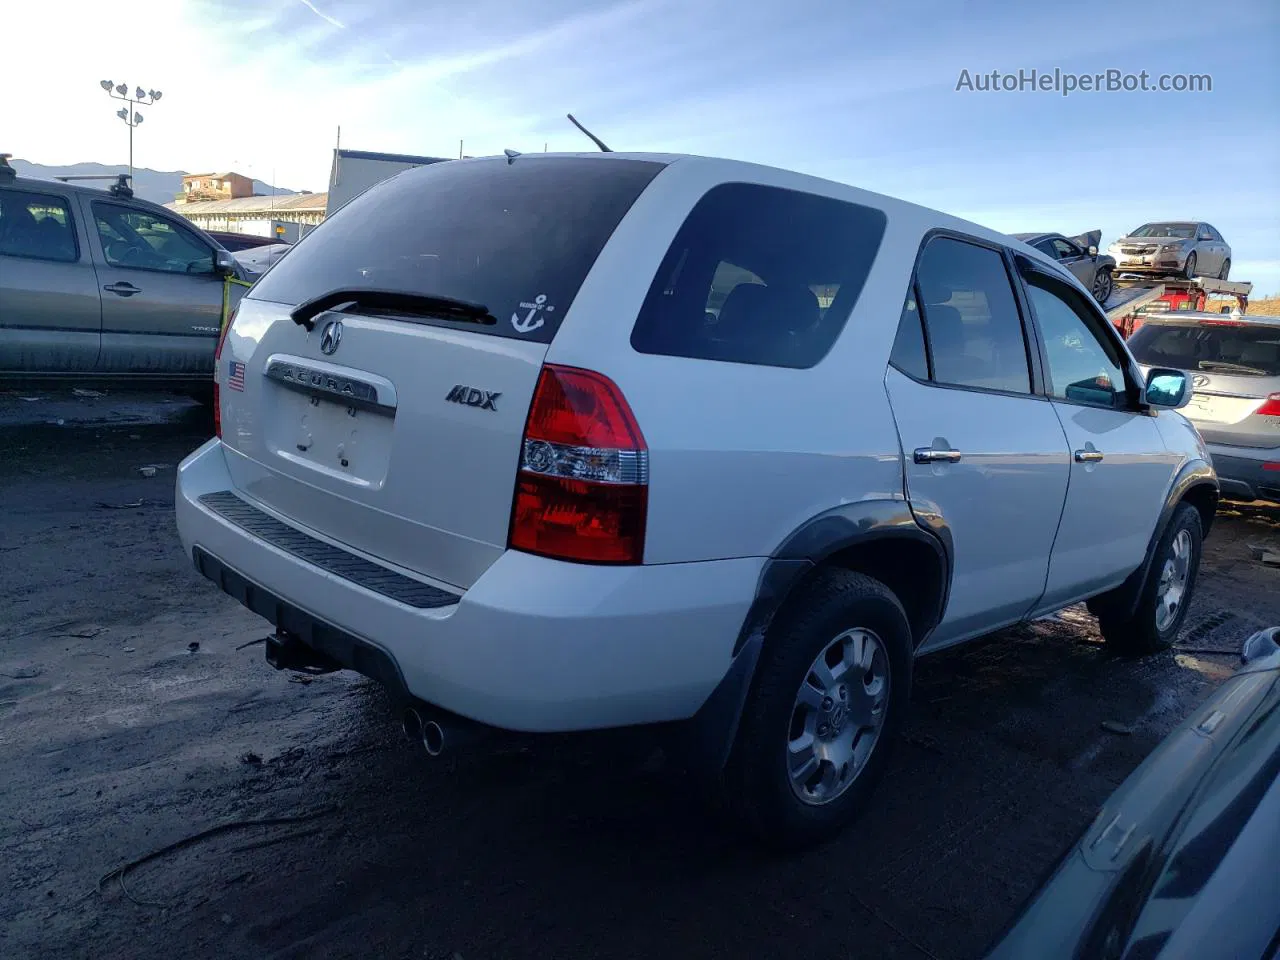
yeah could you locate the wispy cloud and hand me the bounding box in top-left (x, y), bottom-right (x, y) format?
top-left (297, 0), bottom-right (344, 29)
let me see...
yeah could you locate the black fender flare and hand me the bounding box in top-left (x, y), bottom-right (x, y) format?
top-left (1097, 458), bottom-right (1218, 620)
top-left (682, 499), bottom-right (951, 775)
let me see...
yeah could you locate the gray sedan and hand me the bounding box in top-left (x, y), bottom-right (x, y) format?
top-left (1106, 221), bottom-right (1232, 280)
top-left (1012, 230), bottom-right (1116, 304)
top-left (1129, 311), bottom-right (1280, 502)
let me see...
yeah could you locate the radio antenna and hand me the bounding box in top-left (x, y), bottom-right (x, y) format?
top-left (566, 114), bottom-right (612, 152)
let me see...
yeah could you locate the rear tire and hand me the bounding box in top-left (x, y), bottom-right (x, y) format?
top-left (1097, 503), bottom-right (1203, 655)
top-left (1218, 258), bottom-right (1231, 280)
top-left (724, 569), bottom-right (913, 850)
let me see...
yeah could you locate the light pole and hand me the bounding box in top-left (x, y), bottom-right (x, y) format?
top-left (99, 81), bottom-right (162, 181)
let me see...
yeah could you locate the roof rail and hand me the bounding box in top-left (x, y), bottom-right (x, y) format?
top-left (51, 172), bottom-right (135, 198)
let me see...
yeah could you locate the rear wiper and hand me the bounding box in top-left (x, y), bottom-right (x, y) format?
top-left (1197, 360), bottom-right (1268, 376)
top-left (290, 288), bottom-right (495, 331)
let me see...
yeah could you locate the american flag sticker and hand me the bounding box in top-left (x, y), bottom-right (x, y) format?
top-left (228, 360), bottom-right (246, 392)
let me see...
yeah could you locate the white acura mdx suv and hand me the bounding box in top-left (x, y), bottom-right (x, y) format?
top-left (176, 152), bottom-right (1217, 847)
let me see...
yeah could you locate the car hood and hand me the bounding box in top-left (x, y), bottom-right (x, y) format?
top-left (1115, 235), bottom-right (1190, 246)
top-left (1068, 230), bottom-right (1101, 250)
top-left (232, 243), bottom-right (291, 278)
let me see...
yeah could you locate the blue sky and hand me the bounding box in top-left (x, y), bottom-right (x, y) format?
top-left (15, 0), bottom-right (1280, 293)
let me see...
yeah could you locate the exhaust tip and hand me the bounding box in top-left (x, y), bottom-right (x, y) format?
top-left (422, 720), bottom-right (446, 757)
top-left (402, 707), bottom-right (424, 743)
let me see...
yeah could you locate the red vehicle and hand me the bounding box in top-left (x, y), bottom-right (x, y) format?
top-left (1107, 276), bottom-right (1252, 338)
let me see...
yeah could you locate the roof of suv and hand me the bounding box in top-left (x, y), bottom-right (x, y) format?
top-left (515, 151), bottom-right (1055, 260)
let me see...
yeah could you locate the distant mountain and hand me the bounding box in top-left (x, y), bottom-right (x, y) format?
top-left (9, 160), bottom-right (303, 206)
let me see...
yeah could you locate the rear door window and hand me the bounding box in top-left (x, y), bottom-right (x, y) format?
top-left (914, 236), bottom-right (1032, 394)
top-left (629, 183), bottom-right (887, 369)
top-left (0, 189), bottom-right (79, 263)
top-left (1128, 323), bottom-right (1280, 377)
top-left (249, 156), bottom-right (664, 344)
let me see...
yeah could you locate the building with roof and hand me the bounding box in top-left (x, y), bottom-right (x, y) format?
top-left (327, 148), bottom-right (451, 215)
top-left (179, 171), bottom-right (253, 202)
top-left (165, 190), bottom-right (327, 243)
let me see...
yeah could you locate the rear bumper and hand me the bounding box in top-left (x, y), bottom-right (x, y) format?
top-left (176, 439), bottom-right (763, 732)
top-left (1207, 443), bottom-right (1280, 502)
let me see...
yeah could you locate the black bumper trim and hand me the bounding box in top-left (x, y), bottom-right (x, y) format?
top-left (197, 491), bottom-right (459, 610)
top-left (192, 546), bottom-right (411, 702)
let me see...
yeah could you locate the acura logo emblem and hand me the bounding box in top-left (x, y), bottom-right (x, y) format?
top-left (1192, 374), bottom-right (1210, 388)
top-left (319, 320), bottom-right (343, 355)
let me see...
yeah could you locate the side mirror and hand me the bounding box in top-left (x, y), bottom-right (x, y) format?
top-left (1087, 245), bottom-right (1098, 257)
top-left (214, 249), bottom-right (238, 277)
top-left (1145, 368), bottom-right (1191, 409)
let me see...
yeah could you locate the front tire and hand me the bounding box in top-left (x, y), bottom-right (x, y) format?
top-left (1182, 251), bottom-right (1198, 280)
top-left (1092, 267), bottom-right (1114, 304)
top-left (725, 569), bottom-right (913, 849)
top-left (1097, 502), bottom-right (1203, 655)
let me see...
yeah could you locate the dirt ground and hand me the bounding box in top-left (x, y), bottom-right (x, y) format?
top-left (2, 390), bottom-right (1279, 960)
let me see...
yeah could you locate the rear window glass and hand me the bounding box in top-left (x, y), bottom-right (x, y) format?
top-left (1127, 323), bottom-right (1280, 377)
top-left (629, 183), bottom-right (887, 368)
top-left (249, 157), bottom-right (664, 343)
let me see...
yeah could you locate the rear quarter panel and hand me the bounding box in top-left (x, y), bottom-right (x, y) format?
top-left (546, 158), bottom-right (943, 564)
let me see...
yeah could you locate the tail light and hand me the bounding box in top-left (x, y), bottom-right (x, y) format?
top-left (1257, 393), bottom-right (1280, 417)
top-left (212, 307), bottom-right (236, 438)
top-left (509, 364), bottom-right (648, 564)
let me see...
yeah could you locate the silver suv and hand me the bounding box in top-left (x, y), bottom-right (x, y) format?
top-left (0, 158), bottom-right (244, 392)
top-left (176, 151), bottom-right (1219, 848)
top-left (1129, 311), bottom-right (1280, 502)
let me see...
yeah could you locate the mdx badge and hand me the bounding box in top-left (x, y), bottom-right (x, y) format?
top-left (446, 385), bottom-right (500, 411)
top-left (319, 320), bottom-right (343, 355)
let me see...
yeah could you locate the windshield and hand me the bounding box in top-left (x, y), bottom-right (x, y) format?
top-left (1128, 322), bottom-right (1280, 376)
top-left (1129, 223), bottom-right (1197, 239)
top-left (249, 156), bottom-right (663, 343)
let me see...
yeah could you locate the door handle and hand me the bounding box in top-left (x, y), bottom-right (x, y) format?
top-left (103, 282), bottom-right (141, 297)
top-left (1074, 449), bottom-right (1105, 463)
top-left (914, 447), bottom-right (962, 464)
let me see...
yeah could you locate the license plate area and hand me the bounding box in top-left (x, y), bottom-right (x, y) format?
top-left (263, 360), bottom-right (397, 488)
top-left (1186, 393), bottom-right (1260, 426)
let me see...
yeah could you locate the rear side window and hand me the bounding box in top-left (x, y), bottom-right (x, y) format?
top-left (629, 183), bottom-right (887, 369)
top-left (249, 157), bottom-right (664, 344)
top-left (915, 236), bottom-right (1031, 394)
top-left (0, 189), bottom-right (78, 263)
top-left (1128, 323), bottom-right (1280, 377)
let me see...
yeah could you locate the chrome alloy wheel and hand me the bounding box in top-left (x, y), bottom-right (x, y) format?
top-left (787, 628), bottom-right (890, 805)
top-left (1155, 529), bottom-right (1193, 632)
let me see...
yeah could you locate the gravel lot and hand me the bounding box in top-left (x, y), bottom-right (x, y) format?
top-left (3, 389), bottom-right (1279, 960)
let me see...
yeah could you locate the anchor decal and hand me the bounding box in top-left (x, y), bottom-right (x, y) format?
top-left (512, 293), bottom-right (555, 333)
